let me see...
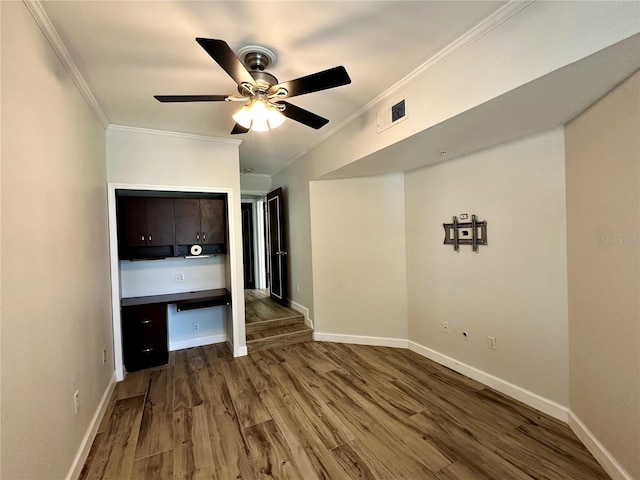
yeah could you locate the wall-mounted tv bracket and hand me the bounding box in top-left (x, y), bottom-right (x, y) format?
top-left (443, 215), bottom-right (487, 252)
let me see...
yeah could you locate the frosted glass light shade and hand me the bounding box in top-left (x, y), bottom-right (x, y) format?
top-left (233, 99), bottom-right (285, 132)
top-left (268, 108), bottom-right (285, 129)
top-left (232, 105), bottom-right (253, 129)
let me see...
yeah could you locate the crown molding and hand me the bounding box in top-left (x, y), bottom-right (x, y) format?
top-left (272, 0), bottom-right (535, 177)
top-left (241, 172), bottom-right (272, 178)
top-left (108, 124), bottom-right (242, 145)
top-left (24, 0), bottom-right (110, 128)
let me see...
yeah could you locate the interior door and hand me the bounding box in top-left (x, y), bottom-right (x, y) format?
top-left (267, 188), bottom-right (287, 305)
top-left (241, 203), bottom-right (255, 289)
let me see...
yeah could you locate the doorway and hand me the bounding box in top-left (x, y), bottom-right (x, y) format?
top-left (241, 197), bottom-right (267, 290)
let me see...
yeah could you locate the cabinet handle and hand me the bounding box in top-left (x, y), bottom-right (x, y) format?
top-left (141, 348), bottom-right (154, 353)
top-left (141, 234), bottom-right (145, 241)
top-left (202, 232), bottom-right (206, 240)
top-left (196, 233), bottom-right (200, 241)
top-left (148, 234), bottom-right (152, 242)
top-left (140, 320), bottom-right (152, 324)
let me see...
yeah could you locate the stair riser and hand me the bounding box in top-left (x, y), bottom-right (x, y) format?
top-left (247, 330), bottom-right (313, 352)
top-left (245, 315), bottom-right (305, 335)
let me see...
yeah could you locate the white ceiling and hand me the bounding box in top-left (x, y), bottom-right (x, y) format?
top-left (39, 0), bottom-right (506, 175)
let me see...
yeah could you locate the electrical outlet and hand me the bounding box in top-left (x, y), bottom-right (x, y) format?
top-left (102, 348), bottom-right (107, 364)
top-left (73, 390), bottom-right (80, 415)
top-left (462, 329), bottom-right (470, 341)
top-left (175, 273), bottom-right (185, 283)
top-left (488, 336), bottom-right (497, 350)
top-left (193, 322), bottom-right (200, 333)
top-left (442, 321), bottom-right (449, 333)
top-left (296, 283), bottom-right (300, 293)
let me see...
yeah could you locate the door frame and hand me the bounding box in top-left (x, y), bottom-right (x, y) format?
top-left (241, 202), bottom-right (256, 289)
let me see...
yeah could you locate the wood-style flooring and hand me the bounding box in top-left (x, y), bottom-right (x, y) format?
top-left (244, 289), bottom-right (302, 324)
top-left (80, 341), bottom-right (610, 480)
top-left (245, 289), bottom-right (312, 351)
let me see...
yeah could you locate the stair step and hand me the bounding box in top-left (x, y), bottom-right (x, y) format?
top-left (247, 324), bottom-right (313, 352)
top-left (245, 314), bottom-right (305, 336)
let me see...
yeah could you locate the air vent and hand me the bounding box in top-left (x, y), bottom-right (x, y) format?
top-left (377, 99), bottom-right (408, 133)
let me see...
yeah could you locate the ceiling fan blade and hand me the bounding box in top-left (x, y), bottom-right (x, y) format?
top-left (196, 38), bottom-right (256, 89)
top-left (277, 101), bottom-right (329, 129)
top-left (154, 95), bottom-right (229, 102)
top-left (231, 123), bottom-right (250, 135)
top-left (270, 66), bottom-right (351, 98)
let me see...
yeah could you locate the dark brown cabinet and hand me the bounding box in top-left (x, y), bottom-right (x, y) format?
top-left (120, 289), bottom-right (230, 371)
top-left (116, 191), bottom-right (227, 259)
top-left (174, 198), bottom-right (226, 246)
top-left (117, 196), bottom-right (175, 258)
top-left (121, 303), bottom-right (168, 371)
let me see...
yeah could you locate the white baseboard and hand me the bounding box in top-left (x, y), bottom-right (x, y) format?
top-left (169, 333), bottom-right (226, 351)
top-left (66, 372), bottom-right (117, 480)
top-left (314, 332), bottom-right (409, 349)
top-left (227, 334), bottom-right (248, 357)
top-left (288, 299), bottom-right (314, 329)
top-left (408, 341), bottom-right (568, 422)
top-left (568, 411), bottom-right (633, 480)
top-left (313, 332), bottom-right (568, 422)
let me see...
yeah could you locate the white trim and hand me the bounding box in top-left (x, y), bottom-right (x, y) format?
top-left (107, 184), bottom-right (125, 381)
top-left (241, 173), bottom-right (272, 179)
top-left (24, 0), bottom-right (109, 128)
top-left (169, 334), bottom-right (227, 352)
top-left (270, 0), bottom-right (534, 177)
top-left (408, 341), bottom-right (568, 422)
top-left (227, 335), bottom-right (248, 357)
top-left (66, 372), bottom-right (117, 480)
top-left (241, 190), bottom-right (270, 196)
top-left (255, 197), bottom-right (267, 289)
top-left (568, 411), bottom-right (633, 480)
top-left (288, 299), bottom-right (313, 329)
top-left (314, 332), bottom-right (409, 349)
top-left (108, 124), bottom-right (242, 145)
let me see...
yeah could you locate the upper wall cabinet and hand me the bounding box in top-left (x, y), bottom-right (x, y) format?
top-left (117, 196), bottom-right (175, 259)
top-left (116, 190), bottom-right (227, 260)
top-left (174, 198), bottom-right (227, 256)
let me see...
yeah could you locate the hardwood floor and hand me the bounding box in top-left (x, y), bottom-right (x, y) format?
top-left (244, 289), bottom-right (302, 324)
top-left (245, 289), bottom-right (313, 351)
top-left (81, 341), bottom-right (610, 480)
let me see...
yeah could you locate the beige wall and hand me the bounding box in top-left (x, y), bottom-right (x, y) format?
top-left (309, 174), bottom-right (408, 341)
top-left (106, 127), bottom-right (246, 360)
top-left (565, 72), bottom-right (640, 479)
top-left (271, 159), bottom-right (317, 319)
top-left (1, 3), bottom-right (112, 478)
top-left (405, 129), bottom-right (569, 405)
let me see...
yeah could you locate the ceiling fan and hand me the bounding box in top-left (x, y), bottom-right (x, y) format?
top-left (155, 38), bottom-right (352, 134)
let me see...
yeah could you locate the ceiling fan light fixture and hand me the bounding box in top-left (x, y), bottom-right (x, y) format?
top-left (233, 99), bottom-right (285, 132)
top-left (232, 104), bottom-right (253, 129)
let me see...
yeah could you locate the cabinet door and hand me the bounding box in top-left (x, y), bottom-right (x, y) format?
top-left (118, 196), bottom-right (147, 247)
top-left (145, 197), bottom-right (175, 246)
top-left (122, 304), bottom-right (168, 371)
top-left (174, 198), bottom-right (201, 244)
top-left (200, 198), bottom-right (226, 245)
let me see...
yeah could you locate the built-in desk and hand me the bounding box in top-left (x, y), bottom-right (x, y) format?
top-left (121, 288), bottom-right (231, 371)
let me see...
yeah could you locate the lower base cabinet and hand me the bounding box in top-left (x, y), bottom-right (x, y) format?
top-left (121, 304), bottom-right (168, 371)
